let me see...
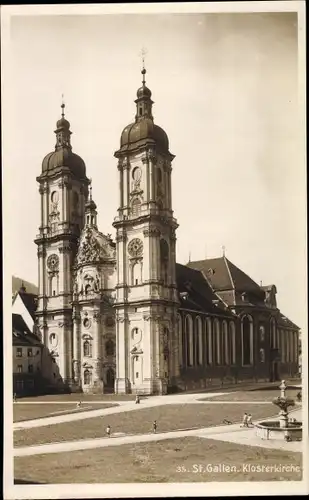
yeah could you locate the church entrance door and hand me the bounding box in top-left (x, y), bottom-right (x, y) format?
top-left (105, 368), bottom-right (115, 393)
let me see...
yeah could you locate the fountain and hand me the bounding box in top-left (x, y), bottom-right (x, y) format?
top-left (255, 380), bottom-right (302, 442)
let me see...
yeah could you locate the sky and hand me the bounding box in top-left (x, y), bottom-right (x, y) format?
top-left (3, 8), bottom-right (306, 332)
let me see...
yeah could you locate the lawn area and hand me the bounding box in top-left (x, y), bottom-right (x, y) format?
top-left (201, 389), bottom-right (301, 402)
top-left (14, 436), bottom-right (302, 483)
top-left (13, 403), bottom-right (118, 423)
top-left (14, 403), bottom-right (280, 448)
top-left (19, 393), bottom-right (136, 402)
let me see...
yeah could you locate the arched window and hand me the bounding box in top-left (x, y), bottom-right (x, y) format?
top-left (294, 332), bottom-right (298, 365)
top-left (213, 319), bottom-right (221, 365)
top-left (259, 324), bottom-right (265, 342)
top-left (270, 318), bottom-right (276, 348)
top-left (229, 321), bottom-right (236, 365)
top-left (280, 330), bottom-right (285, 362)
top-left (289, 332), bottom-right (294, 363)
top-left (131, 262), bottom-right (142, 285)
top-left (222, 321), bottom-right (229, 365)
top-left (83, 340), bottom-right (92, 357)
top-left (132, 198), bottom-right (141, 217)
top-left (206, 318), bottom-right (212, 364)
top-left (160, 239), bottom-right (169, 284)
top-left (105, 340), bottom-right (115, 356)
top-left (195, 317), bottom-right (203, 365)
top-left (50, 276), bottom-right (58, 297)
top-left (242, 315), bottom-right (253, 366)
top-left (285, 331), bottom-right (290, 362)
top-left (259, 348), bottom-right (265, 363)
top-left (177, 315), bottom-right (183, 366)
top-left (131, 327), bottom-right (139, 340)
top-left (185, 315), bottom-right (193, 366)
top-left (84, 369), bottom-right (92, 385)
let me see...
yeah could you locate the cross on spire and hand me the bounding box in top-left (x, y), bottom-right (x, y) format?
top-left (222, 245), bottom-right (226, 257)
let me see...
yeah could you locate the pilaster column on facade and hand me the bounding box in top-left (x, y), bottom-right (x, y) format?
top-left (72, 311), bottom-right (81, 384)
top-left (149, 156), bottom-right (155, 202)
top-left (170, 312), bottom-right (180, 379)
top-left (115, 313), bottom-right (130, 393)
top-left (123, 160), bottom-right (130, 208)
top-left (142, 229), bottom-right (151, 282)
top-left (118, 163), bottom-right (124, 209)
top-left (142, 154), bottom-right (150, 202)
top-left (170, 233), bottom-right (177, 286)
top-left (43, 183), bottom-right (49, 228)
top-left (116, 233), bottom-right (127, 287)
top-left (142, 313), bottom-right (152, 383)
top-left (93, 309), bottom-right (101, 378)
top-left (39, 186), bottom-right (44, 228)
top-left (37, 247), bottom-right (46, 297)
top-left (66, 181), bottom-right (71, 224)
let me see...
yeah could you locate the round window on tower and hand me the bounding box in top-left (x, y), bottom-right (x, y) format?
top-left (51, 191), bottom-right (59, 203)
top-left (132, 167), bottom-right (142, 181)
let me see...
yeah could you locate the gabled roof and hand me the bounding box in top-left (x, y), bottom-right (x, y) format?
top-left (277, 313), bottom-right (300, 331)
top-left (176, 263), bottom-right (232, 317)
top-left (18, 291), bottom-right (38, 320)
top-left (187, 257), bottom-right (265, 306)
top-left (12, 276), bottom-right (38, 295)
top-left (12, 314), bottom-right (42, 346)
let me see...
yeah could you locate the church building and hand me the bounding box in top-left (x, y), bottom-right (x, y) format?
top-left (34, 66), bottom-right (299, 395)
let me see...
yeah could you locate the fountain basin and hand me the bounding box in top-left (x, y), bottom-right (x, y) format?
top-left (255, 420), bottom-right (302, 442)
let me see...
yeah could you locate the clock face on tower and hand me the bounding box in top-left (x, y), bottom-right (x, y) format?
top-left (47, 254), bottom-right (59, 271)
top-left (128, 238), bottom-right (143, 257)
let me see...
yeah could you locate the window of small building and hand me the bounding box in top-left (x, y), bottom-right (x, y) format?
top-left (28, 364), bottom-right (34, 373)
top-left (27, 348), bottom-right (33, 357)
top-left (16, 348), bottom-right (22, 357)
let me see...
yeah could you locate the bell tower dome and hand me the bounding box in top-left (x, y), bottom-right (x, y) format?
top-left (35, 102), bottom-right (90, 391)
top-left (113, 64), bottom-right (180, 395)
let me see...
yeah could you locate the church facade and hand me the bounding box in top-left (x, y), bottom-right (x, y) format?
top-left (34, 68), bottom-right (299, 395)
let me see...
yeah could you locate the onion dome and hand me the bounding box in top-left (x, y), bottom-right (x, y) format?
top-left (115, 66), bottom-right (171, 156)
top-left (40, 103), bottom-right (87, 180)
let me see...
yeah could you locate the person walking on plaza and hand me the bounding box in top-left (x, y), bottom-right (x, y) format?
top-left (247, 414), bottom-right (253, 427)
top-left (135, 394), bottom-right (140, 404)
top-left (106, 424), bottom-right (111, 437)
top-left (153, 420), bottom-right (157, 434)
top-left (241, 412), bottom-right (248, 427)
top-left (13, 393), bottom-right (17, 403)
top-left (76, 401), bottom-right (81, 409)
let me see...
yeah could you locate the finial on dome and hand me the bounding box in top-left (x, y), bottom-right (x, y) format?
top-left (61, 94), bottom-right (65, 118)
top-left (140, 47), bottom-right (148, 85)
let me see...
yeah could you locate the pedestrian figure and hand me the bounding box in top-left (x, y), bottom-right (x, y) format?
top-left (135, 394), bottom-right (140, 404)
top-left (223, 419), bottom-right (232, 425)
top-left (247, 414), bottom-right (253, 427)
top-left (13, 393), bottom-right (17, 403)
top-left (297, 391), bottom-right (302, 402)
top-left (153, 420), bottom-right (157, 434)
top-left (76, 401), bottom-right (81, 409)
top-left (106, 425), bottom-right (111, 437)
top-left (241, 412), bottom-right (248, 427)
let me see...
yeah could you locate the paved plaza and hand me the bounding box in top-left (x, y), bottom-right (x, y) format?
top-left (14, 391), bottom-right (303, 458)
